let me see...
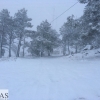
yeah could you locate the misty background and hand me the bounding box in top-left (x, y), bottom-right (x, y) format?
top-left (0, 0), bottom-right (85, 32)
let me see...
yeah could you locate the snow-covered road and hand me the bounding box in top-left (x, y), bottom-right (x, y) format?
top-left (0, 57), bottom-right (100, 100)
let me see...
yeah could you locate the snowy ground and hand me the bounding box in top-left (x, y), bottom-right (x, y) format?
top-left (0, 56), bottom-right (100, 100)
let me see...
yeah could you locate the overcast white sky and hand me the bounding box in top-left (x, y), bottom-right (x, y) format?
top-left (0, 0), bottom-right (85, 33)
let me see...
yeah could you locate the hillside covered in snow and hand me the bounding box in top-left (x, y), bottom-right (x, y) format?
top-left (0, 51), bottom-right (100, 100)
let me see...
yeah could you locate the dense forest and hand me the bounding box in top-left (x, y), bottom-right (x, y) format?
top-left (0, 0), bottom-right (100, 58)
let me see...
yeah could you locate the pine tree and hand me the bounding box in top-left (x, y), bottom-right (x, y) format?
top-left (60, 15), bottom-right (82, 55)
top-left (60, 15), bottom-right (75, 55)
top-left (79, 0), bottom-right (100, 47)
top-left (37, 20), bottom-right (59, 56)
top-left (29, 20), bottom-right (59, 57)
top-left (0, 9), bottom-right (10, 57)
top-left (14, 8), bottom-right (33, 57)
top-left (7, 17), bottom-right (16, 57)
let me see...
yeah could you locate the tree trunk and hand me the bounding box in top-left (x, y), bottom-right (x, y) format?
top-left (40, 41), bottom-right (43, 57)
top-left (63, 41), bottom-right (66, 56)
top-left (68, 39), bottom-right (70, 55)
top-left (9, 33), bottom-right (13, 57)
top-left (0, 36), bottom-right (2, 58)
top-left (9, 43), bottom-right (11, 57)
top-left (40, 51), bottom-right (43, 57)
top-left (75, 45), bottom-right (77, 53)
top-left (22, 46), bottom-right (25, 57)
top-left (48, 50), bottom-right (50, 56)
top-left (63, 46), bottom-right (66, 56)
top-left (0, 43), bottom-right (2, 58)
top-left (22, 36), bottom-right (25, 57)
top-left (0, 35), bottom-right (3, 58)
top-left (16, 38), bottom-right (21, 57)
